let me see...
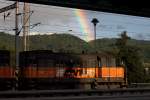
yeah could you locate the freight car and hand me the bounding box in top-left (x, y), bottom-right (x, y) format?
top-left (0, 50), bottom-right (15, 90)
top-left (18, 50), bottom-right (126, 90)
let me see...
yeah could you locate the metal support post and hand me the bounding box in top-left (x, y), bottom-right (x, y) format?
top-left (15, 0), bottom-right (19, 90)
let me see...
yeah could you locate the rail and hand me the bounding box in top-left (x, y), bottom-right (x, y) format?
top-left (0, 88), bottom-right (150, 98)
top-left (130, 83), bottom-right (150, 88)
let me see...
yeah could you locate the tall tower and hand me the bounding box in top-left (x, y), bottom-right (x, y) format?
top-left (23, 0), bottom-right (30, 51)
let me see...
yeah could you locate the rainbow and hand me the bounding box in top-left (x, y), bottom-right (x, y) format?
top-left (74, 9), bottom-right (94, 41)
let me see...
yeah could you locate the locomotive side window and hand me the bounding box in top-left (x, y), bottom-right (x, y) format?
top-left (82, 60), bottom-right (87, 67)
top-left (87, 58), bottom-right (96, 67)
top-left (106, 57), bottom-right (110, 67)
top-left (111, 58), bottom-right (116, 67)
top-left (97, 56), bottom-right (102, 67)
top-left (47, 60), bottom-right (55, 67)
top-left (67, 59), bottom-right (74, 67)
top-left (38, 59), bottom-right (54, 67)
top-left (101, 57), bottom-right (107, 67)
top-left (106, 57), bottom-right (116, 67)
top-left (26, 56), bottom-right (36, 67)
top-left (0, 54), bottom-right (9, 66)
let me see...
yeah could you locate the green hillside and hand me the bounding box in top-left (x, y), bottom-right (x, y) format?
top-left (0, 32), bottom-right (15, 50)
top-left (29, 34), bottom-right (91, 53)
top-left (90, 38), bottom-right (150, 63)
top-left (0, 32), bottom-right (150, 63)
top-left (89, 38), bottom-right (118, 54)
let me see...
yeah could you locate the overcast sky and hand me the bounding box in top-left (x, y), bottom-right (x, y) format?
top-left (0, 0), bottom-right (150, 41)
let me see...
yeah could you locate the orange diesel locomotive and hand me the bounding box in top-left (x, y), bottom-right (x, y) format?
top-left (0, 50), bottom-right (15, 90)
top-left (18, 50), bottom-right (125, 89)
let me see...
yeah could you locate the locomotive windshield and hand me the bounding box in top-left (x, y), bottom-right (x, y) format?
top-left (0, 51), bottom-right (9, 67)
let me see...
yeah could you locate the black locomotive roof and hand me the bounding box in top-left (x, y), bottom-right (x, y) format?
top-left (0, 50), bottom-right (9, 54)
top-left (20, 50), bottom-right (53, 54)
top-left (20, 50), bottom-right (115, 58)
top-left (19, 50), bottom-right (79, 61)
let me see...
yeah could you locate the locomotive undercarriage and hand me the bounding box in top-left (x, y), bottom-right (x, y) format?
top-left (18, 78), bottom-right (125, 90)
top-left (0, 78), bottom-right (15, 90)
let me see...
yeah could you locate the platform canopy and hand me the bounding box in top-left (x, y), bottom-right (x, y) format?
top-left (8, 0), bottom-right (150, 18)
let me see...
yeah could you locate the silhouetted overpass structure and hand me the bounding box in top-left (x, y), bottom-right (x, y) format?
top-left (8, 0), bottom-right (150, 18)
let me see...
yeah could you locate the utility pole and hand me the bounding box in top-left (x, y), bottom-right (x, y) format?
top-left (23, 0), bottom-right (30, 51)
top-left (15, 0), bottom-right (19, 90)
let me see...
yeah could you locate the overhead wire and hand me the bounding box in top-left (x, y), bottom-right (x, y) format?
top-left (31, 22), bottom-right (150, 36)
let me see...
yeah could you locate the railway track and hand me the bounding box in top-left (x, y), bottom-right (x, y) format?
top-left (0, 88), bottom-right (150, 98)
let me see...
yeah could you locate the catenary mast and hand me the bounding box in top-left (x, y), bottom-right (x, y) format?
top-left (23, 0), bottom-right (30, 51)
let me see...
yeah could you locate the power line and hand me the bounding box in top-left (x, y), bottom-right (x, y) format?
top-left (1, 17), bottom-right (148, 37)
top-left (32, 22), bottom-right (150, 35)
top-left (31, 25), bottom-right (150, 38)
top-left (2, 16), bottom-right (148, 36)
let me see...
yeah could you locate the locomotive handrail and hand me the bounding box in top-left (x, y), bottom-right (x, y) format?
top-left (130, 83), bottom-right (150, 87)
top-left (0, 88), bottom-right (150, 98)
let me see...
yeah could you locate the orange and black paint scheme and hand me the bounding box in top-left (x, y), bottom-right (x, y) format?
top-left (18, 50), bottom-right (125, 90)
top-left (0, 50), bottom-right (15, 90)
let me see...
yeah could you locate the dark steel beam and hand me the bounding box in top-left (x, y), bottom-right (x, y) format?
top-left (8, 0), bottom-right (150, 18)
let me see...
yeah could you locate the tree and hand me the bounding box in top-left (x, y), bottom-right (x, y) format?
top-left (116, 31), bottom-right (145, 84)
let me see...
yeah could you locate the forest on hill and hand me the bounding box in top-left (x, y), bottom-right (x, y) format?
top-left (0, 32), bottom-right (149, 63)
